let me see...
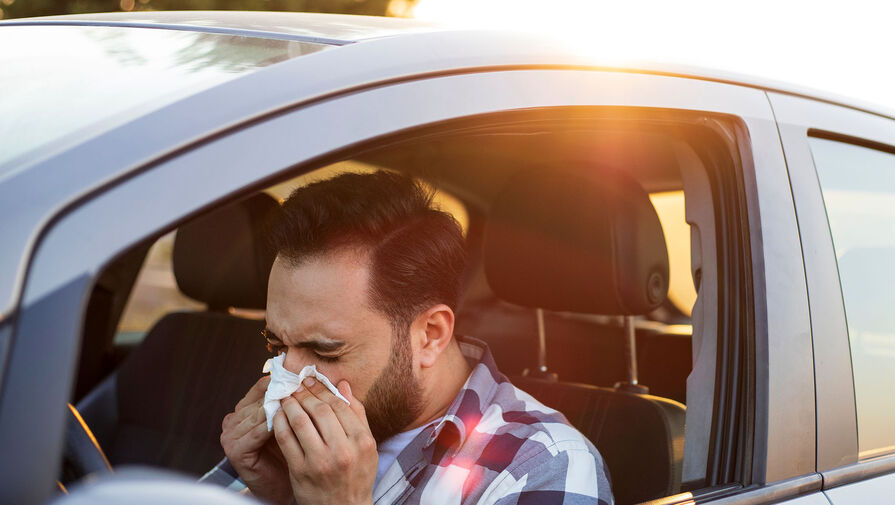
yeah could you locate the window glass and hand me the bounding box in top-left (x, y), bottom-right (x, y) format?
top-left (810, 136), bottom-right (895, 458)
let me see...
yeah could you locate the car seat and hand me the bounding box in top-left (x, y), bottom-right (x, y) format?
top-left (479, 168), bottom-right (687, 505)
top-left (77, 193), bottom-right (279, 476)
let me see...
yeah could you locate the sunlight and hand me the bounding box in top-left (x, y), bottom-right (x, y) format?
top-left (412, 0), bottom-right (895, 112)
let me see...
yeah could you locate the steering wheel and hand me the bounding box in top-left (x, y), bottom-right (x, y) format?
top-left (59, 404), bottom-right (113, 490)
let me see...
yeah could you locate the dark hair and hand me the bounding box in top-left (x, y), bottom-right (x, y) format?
top-left (269, 171), bottom-right (467, 332)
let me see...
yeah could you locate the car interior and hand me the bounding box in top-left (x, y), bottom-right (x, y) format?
top-left (67, 109), bottom-right (731, 505)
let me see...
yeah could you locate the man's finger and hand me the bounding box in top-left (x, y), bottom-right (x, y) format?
top-left (296, 379), bottom-right (349, 443)
top-left (228, 404), bottom-right (267, 441)
top-left (272, 409), bottom-right (305, 465)
top-left (309, 379), bottom-right (367, 439)
top-left (235, 376), bottom-right (271, 411)
top-left (281, 395), bottom-right (328, 454)
top-left (230, 419), bottom-right (273, 455)
top-left (229, 399), bottom-right (264, 429)
top-left (338, 380), bottom-right (371, 431)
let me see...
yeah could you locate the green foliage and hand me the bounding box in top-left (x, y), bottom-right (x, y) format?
top-left (2, 0), bottom-right (403, 21)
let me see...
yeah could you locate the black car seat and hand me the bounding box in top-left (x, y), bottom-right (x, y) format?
top-left (480, 168), bottom-right (687, 505)
top-left (77, 193), bottom-right (279, 476)
top-left (637, 328), bottom-right (692, 403)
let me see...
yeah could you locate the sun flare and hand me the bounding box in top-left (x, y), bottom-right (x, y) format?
top-left (412, 0), bottom-right (895, 112)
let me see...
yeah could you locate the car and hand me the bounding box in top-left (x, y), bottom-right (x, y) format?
top-left (1, 9), bottom-right (894, 505)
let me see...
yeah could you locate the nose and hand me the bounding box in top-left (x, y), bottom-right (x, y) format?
top-left (282, 348), bottom-right (304, 374)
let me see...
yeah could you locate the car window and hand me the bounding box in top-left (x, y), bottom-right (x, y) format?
top-left (0, 25), bottom-right (327, 173)
top-left (809, 136), bottom-right (895, 459)
top-left (82, 108), bottom-right (748, 503)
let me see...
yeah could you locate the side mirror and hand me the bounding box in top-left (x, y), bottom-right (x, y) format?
top-left (50, 467), bottom-right (263, 505)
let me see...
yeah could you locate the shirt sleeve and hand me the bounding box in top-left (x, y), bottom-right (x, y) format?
top-left (478, 441), bottom-right (614, 505)
top-left (198, 457), bottom-right (249, 492)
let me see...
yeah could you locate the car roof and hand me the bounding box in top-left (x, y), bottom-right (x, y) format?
top-left (5, 10), bottom-right (894, 120)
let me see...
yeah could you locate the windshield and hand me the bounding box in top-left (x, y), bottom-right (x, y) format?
top-left (0, 25), bottom-right (328, 173)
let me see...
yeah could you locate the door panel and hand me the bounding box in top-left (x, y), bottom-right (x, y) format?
top-left (768, 92), bottom-right (895, 483)
top-left (778, 494), bottom-right (832, 505)
top-left (825, 472), bottom-right (895, 505)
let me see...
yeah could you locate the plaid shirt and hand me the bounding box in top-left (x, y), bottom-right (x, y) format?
top-left (201, 336), bottom-right (613, 505)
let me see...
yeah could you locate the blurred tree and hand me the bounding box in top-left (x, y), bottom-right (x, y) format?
top-left (2, 0), bottom-right (417, 20)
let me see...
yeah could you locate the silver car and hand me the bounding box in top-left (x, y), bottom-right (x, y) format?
top-left (1, 10), bottom-right (893, 505)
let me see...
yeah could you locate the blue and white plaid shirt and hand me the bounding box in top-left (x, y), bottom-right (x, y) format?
top-left (201, 336), bottom-right (613, 505)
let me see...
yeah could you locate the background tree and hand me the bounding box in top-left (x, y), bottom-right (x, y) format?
top-left (1, 0), bottom-right (417, 21)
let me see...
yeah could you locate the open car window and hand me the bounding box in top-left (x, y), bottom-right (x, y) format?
top-left (67, 106), bottom-right (756, 505)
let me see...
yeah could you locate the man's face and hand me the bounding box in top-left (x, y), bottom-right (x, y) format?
top-left (265, 250), bottom-right (423, 443)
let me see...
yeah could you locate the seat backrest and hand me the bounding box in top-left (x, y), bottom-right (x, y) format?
top-left (481, 168), bottom-right (687, 503)
top-left (637, 330), bottom-right (692, 404)
top-left (457, 270), bottom-right (692, 403)
top-left (513, 376), bottom-right (685, 505)
top-left (79, 193), bottom-right (279, 475)
top-left (457, 300), bottom-right (629, 386)
top-left (111, 313), bottom-right (271, 474)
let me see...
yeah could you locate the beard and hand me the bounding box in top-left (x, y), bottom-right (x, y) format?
top-left (363, 327), bottom-right (424, 444)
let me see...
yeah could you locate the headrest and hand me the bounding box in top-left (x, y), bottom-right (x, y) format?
top-left (484, 170), bottom-right (669, 315)
top-left (173, 193), bottom-right (279, 310)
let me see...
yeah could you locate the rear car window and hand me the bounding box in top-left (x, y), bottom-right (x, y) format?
top-left (810, 136), bottom-right (895, 458)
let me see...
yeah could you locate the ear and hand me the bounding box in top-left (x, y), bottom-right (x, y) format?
top-left (411, 304), bottom-right (455, 368)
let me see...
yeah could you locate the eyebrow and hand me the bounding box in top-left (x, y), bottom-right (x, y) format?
top-left (263, 327), bottom-right (346, 353)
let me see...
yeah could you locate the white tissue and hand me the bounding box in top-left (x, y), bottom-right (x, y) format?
top-left (262, 353), bottom-right (350, 431)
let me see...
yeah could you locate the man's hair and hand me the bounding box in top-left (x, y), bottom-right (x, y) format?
top-left (269, 171), bottom-right (467, 331)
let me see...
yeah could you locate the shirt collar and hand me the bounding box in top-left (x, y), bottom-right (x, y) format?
top-left (422, 335), bottom-right (506, 452)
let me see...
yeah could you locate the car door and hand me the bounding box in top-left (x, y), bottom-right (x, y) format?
top-left (770, 91), bottom-right (895, 505)
top-left (3, 58), bottom-right (806, 504)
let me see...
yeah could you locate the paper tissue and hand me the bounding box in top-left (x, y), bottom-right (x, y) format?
top-left (262, 353), bottom-right (350, 431)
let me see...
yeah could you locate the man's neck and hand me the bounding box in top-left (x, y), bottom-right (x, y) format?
top-left (409, 338), bottom-right (472, 429)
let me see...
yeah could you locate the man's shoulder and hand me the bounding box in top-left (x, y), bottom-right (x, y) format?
top-left (413, 336), bottom-right (614, 504)
top-left (443, 380), bottom-right (611, 504)
top-left (449, 337), bottom-right (603, 470)
top-left (471, 379), bottom-right (601, 468)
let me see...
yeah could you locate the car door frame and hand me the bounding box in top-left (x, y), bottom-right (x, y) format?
top-left (769, 91), bottom-right (895, 502)
top-left (2, 68), bottom-right (807, 505)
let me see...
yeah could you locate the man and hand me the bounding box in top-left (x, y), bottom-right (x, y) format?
top-left (203, 171), bottom-right (613, 505)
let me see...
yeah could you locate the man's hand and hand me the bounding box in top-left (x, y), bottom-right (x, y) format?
top-left (221, 376), bottom-right (293, 505)
top-left (273, 378), bottom-right (378, 505)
